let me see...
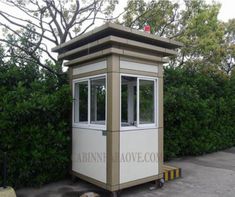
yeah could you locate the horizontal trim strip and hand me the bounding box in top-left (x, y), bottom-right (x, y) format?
top-left (73, 60), bottom-right (107, 75)
top-left (65, 48), bottom-right (168, 66)
top-left (120, 60), bottom-right (158, 73)
top-left (58, 35), bottom-right (177, 60)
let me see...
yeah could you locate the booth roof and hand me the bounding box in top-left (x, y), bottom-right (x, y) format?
top-left (52, 23), bottom-right (183, 54)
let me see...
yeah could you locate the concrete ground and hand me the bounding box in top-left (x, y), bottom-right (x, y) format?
top-left (16, 147), bottom-right (235, 197)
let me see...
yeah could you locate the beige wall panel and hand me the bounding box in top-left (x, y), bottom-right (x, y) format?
top-left (119, 56), bottom-right (164, 77)
top-left (158, 64), bottom-right (164, 77)
top-left (120, 56), bottom-right (159, 66)
top-left (119, 129), bottom-right (159, 184)
top-left (107, 72), bottom-right (120, 131)
top-left (158, 128), bottom-right (164, 175)
top-left (107, 54), bottom-right (120, 73)
top-left (107, 131), bottom-right (120, 187)
top-left (120, 60), bottom-right (158, 73)
top-left (120, 69), bottom-right (158, 78)
top-left (72, 128), bottom-right (107, 183)
top-left (73, 60), bottom-right (107, 75)
top-left (106, 56), bottom-right (120, 188)
top-left (72, 57), bottom-right (107, 69)
top-left (72, 69), bottom-right (107, 79)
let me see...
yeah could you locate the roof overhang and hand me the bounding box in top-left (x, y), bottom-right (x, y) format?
top-left (52, 23), bottom-right (183, 65)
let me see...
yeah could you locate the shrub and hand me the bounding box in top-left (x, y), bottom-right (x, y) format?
top-left (0, 62), bottom-right (71, 187)
top-left (164, 66), bottom-right (235, 159)
top-left (0, 59), bottom-right (234, 187)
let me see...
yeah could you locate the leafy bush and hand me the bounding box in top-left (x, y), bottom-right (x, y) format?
top-left (164, 66), bottom-right (235, 159)
top-left (0, 57), bottom-right (234, 187)
top-left (0, 62), bottom-right (71, 187)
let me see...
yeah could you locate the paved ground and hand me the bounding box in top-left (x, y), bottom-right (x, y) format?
top-left (16, 147), bottom-right (235, 197)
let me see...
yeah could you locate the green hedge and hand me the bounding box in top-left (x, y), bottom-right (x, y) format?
top-left (164, 67), bottom-right (235, 159)
top-left (0, 61), bottom-right (234, 187)
top-left (0, 62), bottom-right (71, 187)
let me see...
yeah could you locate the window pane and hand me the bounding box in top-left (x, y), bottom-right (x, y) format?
top-left (139, 80), bottom-right (155, 124)
top-left (90, 77), bottom-right (106, 125)
top-left (121, 76), bottom-right (137, 127)
top-left (74, 81), bottom-right (88, 123)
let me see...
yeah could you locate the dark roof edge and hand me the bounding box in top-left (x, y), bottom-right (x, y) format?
top-left (58, 35), bottom-right (177, 61)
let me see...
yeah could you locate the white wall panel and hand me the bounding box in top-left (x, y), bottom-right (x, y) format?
top-left (120, 129), bottom-right (158, 184)
top-left (120, 60), bottom-right (158, 73)
top-left (73, 60), bottom-right (107, 75)
top-left (72, 128), bottom-right (107, 183)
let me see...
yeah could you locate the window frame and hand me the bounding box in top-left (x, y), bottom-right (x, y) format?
top-left (72, 74), bottom-right (107, 130)
top-left (73, 79), bottom-right (89, 125)
top-left (120, 74), bottom-right (158, 130)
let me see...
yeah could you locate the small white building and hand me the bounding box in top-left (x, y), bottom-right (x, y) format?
top-left (52, 23), bottom-right (182, 195)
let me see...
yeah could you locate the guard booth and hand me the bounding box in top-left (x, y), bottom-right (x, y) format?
top-left (52, 23), bottom-right (182, 193)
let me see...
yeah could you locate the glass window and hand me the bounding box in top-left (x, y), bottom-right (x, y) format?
top-left (121, 75), bottom-right (156, 128)
top-left (74, 81), bottom-right (88, 124)
top-left (139, 80), bottom-right (155, 124)
top-left (121, 76), bottom-right (137, 127)
top-left (73, 75), bottom-right (106, 127)
top-left (90, 77), bottom-right (106, 125)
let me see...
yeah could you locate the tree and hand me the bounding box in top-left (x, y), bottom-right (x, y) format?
top-left (123, 0), bottom-right (180, 37)
top-left (221, 19), bottom-right (235, 74)
top-left (122, 0), bottom-right (226, 72)
top-left (0, 0), bottom-right (119, 76)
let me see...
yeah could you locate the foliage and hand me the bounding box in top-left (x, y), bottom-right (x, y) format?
top-left (222, 19), bottom-right (235, 74)
top-left (123, 0), bottom-right (234, 74)
top-left (123, 0), bottom-right (180, 36)
top-left (0, 47), bottom-right (71, 187)
top-left (164, 66), bottom-right (235, 159)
